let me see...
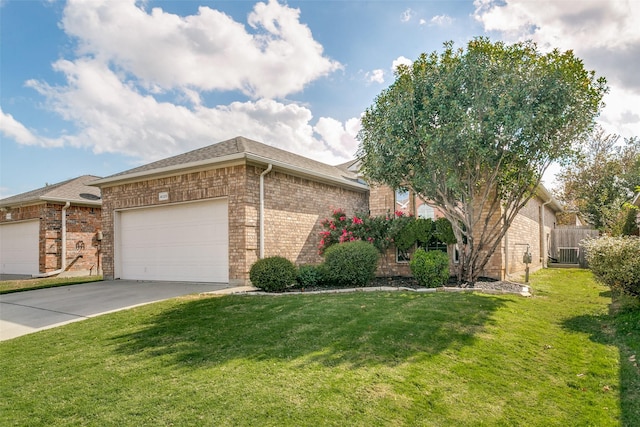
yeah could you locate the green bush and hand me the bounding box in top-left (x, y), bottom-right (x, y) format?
top-left (295, 264), bottom-right (323, 288)
top-left (323, 241), bottom-right (379, 287)
top-left (395, 218), bottom-right (434, 251)
top-left (584, 236), bottom-right (640, 297)
top-left (410, 248), bottom-right (450, 288)
top-left (249, 256), bottom-right (297, 292)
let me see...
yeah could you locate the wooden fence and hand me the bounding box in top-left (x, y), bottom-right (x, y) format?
top-left (550, 226), bottom-right (599, 267)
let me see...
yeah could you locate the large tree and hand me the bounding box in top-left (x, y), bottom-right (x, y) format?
top-left (556, 126), bottom-right (640, 233)
top-left (357, 38), bottom-right (607, 283)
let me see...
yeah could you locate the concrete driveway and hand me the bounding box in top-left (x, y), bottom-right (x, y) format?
top-left (0, 280), bottom-right (240, 341)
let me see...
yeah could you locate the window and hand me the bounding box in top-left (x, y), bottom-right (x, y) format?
top-left (395, 189), bottom-right (410, 215)
top-left (425, 240), bottom-right (448, 253)
top-left (396, 247), bottom-right (411, 263)
top-left (417, 204), bottom-right (435, 220)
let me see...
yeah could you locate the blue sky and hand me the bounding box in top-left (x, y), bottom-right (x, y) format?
top-left (2, 0), bottom-right (639, 198)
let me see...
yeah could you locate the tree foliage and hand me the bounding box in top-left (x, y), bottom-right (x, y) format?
top-left (556, 126), bottom-right (640, 233)
top-left (357, 38), bottom-right (607, 283)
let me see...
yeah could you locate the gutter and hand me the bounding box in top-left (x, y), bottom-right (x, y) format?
top-left (259, 164), bottom-right (273, 259)
top-left (245, 154), bottom-right (369, 192)
top-left (33, 201), bottom-right (70, 278)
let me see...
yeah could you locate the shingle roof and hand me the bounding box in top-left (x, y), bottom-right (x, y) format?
top-left (92, 136), bottom-right (367, 191)
top-left (0, 175), bottom-right (102, 207)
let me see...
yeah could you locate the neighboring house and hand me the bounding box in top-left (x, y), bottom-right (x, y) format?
top-left (92, 136), bottom-right (562, 285)
top-left (0, 175), bottom-right (103, 277)
top-left (369, 183), bottom-right (563, 281)
top-left (90, 137), bottom-right (368, 285)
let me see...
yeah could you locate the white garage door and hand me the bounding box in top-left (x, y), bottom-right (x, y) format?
top-left (117, 199), bottom-right (229, 282)
top-left (0, 220), bottom-right (40, 275)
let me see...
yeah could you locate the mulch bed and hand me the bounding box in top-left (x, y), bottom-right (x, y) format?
top-left (370, 276), bottom-right (527, 293)
top-left (287, 276), bottom-right (528, 294)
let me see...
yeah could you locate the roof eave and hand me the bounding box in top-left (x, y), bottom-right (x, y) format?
top-left (535, 184), bottom-right (563, 212)
top-left (245, 153), bottom-right (369, 192)
top-left (90, 152), bottom-right (369, 192)
top-left (40, 196), bottom-right (102, 207)
top-left (89, 153), bottom-right (247, 187)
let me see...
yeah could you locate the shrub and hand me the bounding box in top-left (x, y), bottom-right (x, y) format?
top-left (318, 209), bottom-right (457, 255)
top-left (395, 218), bottom-right (434, 251)
top-left (295, 264), bottom-right (323, 288)
top-left (583, 236), bottom-right (640, 297)
top-left (323, 241), bottom-right (379, 287)
top-left (249, 256), bottom-right (297, 292)
top-left (410, 248), bottom-right (450, 288)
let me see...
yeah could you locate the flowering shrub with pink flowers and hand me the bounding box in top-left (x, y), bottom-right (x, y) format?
top-left (318, 208), bottom-right (453, 255)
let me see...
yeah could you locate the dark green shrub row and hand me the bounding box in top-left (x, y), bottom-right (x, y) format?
top-left (295, 264), bottom-right (324, 288)
top-left (250, 241), bottom-right (380, 292)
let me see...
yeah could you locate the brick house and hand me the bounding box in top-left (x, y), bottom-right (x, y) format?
top-left (0, 175), bottom-right (103, 277)
top-left (93, 136), bottom-right (562, 285)
top-left (368, 183), bottom-right (562, 281)
top-left (91, 137), bottom-right (368, 285)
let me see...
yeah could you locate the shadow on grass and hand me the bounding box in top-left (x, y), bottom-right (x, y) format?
top-left (563, 307), bottom-right (640, 426)
top-left (113, 291), bottom-right (507, 369)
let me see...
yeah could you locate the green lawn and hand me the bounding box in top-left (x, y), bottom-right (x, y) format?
top-left (0, 275), bottom-right (103, 294)
top-left (1, 269), bottom-right (638, 426)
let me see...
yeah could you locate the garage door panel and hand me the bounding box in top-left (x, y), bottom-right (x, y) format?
top-left (118, 200), bottom-right (228, 282)
top-left (0, 220), bottom-right (40, 275)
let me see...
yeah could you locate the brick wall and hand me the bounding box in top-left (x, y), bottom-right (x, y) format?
top-left (262, 169), bottom-right (369, 266)
top-left (503, 195), bottom-right (557, 280)
top-left (41, 203), bottom-right (102, 274)
top-left (0, 203), bottom-right (101, 274)
top-left (470, 188), bottom-right (505, 280)
top-left (369, 185), bottom-right (395, 216)
top-left (0, 204), bottom-right (42, 223)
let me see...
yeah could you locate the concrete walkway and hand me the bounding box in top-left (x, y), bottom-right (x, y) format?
top-left (0, 280), bottom-right (238, 341)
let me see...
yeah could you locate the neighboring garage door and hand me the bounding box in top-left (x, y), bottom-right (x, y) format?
top-left (0, 220), bottom-right (40, 275)
top-left (117, 199), bottom-right (229, 282)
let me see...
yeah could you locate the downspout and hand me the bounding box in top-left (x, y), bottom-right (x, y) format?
top-left (33, 201), bottom-right (70, 278)
top-left (504, 231), bottom-right (509, 280)
top-left (259, 164), bottom-right (273, 259)
top-left (541, 200), bottom-right (552, 268)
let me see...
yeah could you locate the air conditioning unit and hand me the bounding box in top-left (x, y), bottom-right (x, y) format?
top-left (557, 247), bottom-right (579, 264)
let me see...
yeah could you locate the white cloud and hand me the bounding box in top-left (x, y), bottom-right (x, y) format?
top-left (5, 0), bottom-right (362, 168)
top-left (392, 56), bottom-right (413, 72)
top-left (597, 85), bottom-right (640, 139)
top-left (430, 14), bottom-right (453, 27)
top-left (0, 107), bottom-right (61, 147)
top-left (419, 18), bottom-right (427, 26)
top-left (473, 0), bottom-right (640, 139)
top-left (365, 69), bottom-right (385, 84)
top-left (61, 0), bottom-right (341, 99)
top-left (314, 117), bottom-right (361, 160)
top-left (24, 58), bottom-right (358, 165)
top-left (401, 8), bottom-right (413, 23)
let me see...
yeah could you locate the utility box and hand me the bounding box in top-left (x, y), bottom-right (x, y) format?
top-left (522, 252), bottom-right (532, 264)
